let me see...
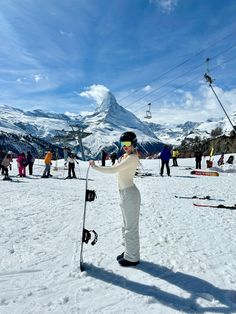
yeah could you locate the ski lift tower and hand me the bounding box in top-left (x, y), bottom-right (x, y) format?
top-left (52, 125), bottom-right (92, 161)
top-left (69, 124), bottom-right (92, 161)
top-left (204, 73), bottom-right (236, 134)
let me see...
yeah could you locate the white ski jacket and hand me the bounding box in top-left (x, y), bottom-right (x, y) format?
top-left (92, 153), bottom-right (139, 190)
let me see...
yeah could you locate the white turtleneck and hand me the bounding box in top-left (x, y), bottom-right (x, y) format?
top-left (92, 153), bottom-right (139, 190)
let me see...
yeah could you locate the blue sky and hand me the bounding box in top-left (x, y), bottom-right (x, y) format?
top-left (0, 0), bottom-right (236, 124)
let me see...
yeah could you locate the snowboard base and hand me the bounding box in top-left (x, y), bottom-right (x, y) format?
top-left (191, 170), bottom-right (219, 177)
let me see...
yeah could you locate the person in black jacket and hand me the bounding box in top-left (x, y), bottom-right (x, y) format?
top-left (195, 150), bottom-right (203, 169)
top-left (0, 149), bottom-right (6, 175)
top-left (27, 151), bottom-right (35, 175)
top-left (110, 152), bottom-right (118, 165)
top-left (101, 150), bottom-right (108, 166)
top-left (160, 145), bottom-right (171, 176)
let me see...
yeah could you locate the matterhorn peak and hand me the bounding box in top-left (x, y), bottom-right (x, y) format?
top-left (80, 84), bottom-right (118, 113)
top-left (96, 90), bottom-right (119, 113)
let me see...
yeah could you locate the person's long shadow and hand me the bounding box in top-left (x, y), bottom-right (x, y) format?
top-left (85, 261), bottom-right (236, 313)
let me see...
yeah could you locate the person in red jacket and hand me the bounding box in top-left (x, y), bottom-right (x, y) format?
top-left (16, 152), bottom-right (27, 177)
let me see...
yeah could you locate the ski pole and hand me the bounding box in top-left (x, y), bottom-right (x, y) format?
top-left (77, 163), bottom-right (81, 179)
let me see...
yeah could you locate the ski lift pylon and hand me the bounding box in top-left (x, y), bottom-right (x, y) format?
top-left (144, 103), bottom-right (152, 119)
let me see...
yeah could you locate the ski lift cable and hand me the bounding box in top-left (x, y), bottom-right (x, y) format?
top-left (124, 60), bottom-right (207, 109)
top-left (125, 42), bottom-right (236, 111)
top-left (136, 53), bottom-right (236, 114)
top-left (132, 53), bottom-right (236, 115)
top-left (117, 28), bottom-right (236, 104)
top-left (128, 43), bottom-right (236, 114)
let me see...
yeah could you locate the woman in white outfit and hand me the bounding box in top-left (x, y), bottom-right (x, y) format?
top-left (89, 131), bottom-right (141, 267)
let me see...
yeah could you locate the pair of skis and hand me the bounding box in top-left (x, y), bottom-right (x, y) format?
top-left (193, 203), bottom-right (236, 210)
top-left (79, 166), bottom-right (98, 272)
top-left (175, 195), bottom-right (224, 201)
top-left (175, 195), bottom-right (236, 210)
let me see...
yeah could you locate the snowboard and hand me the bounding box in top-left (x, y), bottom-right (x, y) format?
top-left (193, 203), bottom-right (236, 210)
top-left (79, 166), bottom-right (98, 272)
top-left (190, 170), bottom-right (219, 177)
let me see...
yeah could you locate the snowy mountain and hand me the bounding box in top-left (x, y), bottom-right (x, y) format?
top-left (0, 94), bottom-right (163, 158)
top-left (144, 121), bottom-right (201, 146)
top-left (1, 94), bottom-right (235, 157)
top-left (145, 113), bottom-right (236, 146)
top-left (0, 104), bottom-right (77, 139)
top-left (80, 91), bottom-right (162, 157)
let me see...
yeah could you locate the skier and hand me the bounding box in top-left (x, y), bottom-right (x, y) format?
top-left (195, 150), bottom-right (202, 169)
top-left (160, 145), bottom-right (171, 176)
top-left (226, 155), bottom-right (234, 164)
top-left (26, 151), bottom-right (35, 175)
top-left (172, 148), bottom-right (179, 166)
top-left (101, 150), bottom-right (108, 166)
top-left (1, 151), bottom-right (13, 180)
top-left (110, 152), bottom-right (118, 165)
top-left (65, 152), bottom-right (78, 179)
top-left (41, 150), bottom-right (53, 178)
top-left (0, 149), bottom-right (6, 175)
top-left (217, 153), bottom-right (224, 166)
top-left (16, 152), bottom-right (27, 177)
top-left (89, 131), bottom-right (141, 267)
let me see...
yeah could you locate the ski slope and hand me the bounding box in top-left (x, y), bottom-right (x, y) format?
top-left (1, 157), bottom-right (236, 314)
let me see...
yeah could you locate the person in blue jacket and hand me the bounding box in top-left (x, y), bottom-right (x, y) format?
top-left (160, 145), bottom-right (171, 176)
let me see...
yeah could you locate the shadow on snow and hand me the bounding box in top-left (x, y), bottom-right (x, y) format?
top-left (85, 261), bottom-right (236, 313)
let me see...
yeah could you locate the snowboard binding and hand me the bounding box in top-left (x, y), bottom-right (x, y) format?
top-left (86, 189), bottom-right (97, 202)
top-left (82, 229), bottom-right (98, 246)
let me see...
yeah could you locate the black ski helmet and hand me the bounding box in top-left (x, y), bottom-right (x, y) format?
top-left (120, 131), bottom-right (137, 146)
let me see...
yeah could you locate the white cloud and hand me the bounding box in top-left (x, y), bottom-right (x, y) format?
top-left (34, 74), bottom-right (43, 83)
top-left (149, 0), bottom-right (178, 13)
top-left (142, 85), bottom-right (152, 92)
top-left (59, 29), bottom-right (73, 37)
top-left (79, 84), bottom-right (110, 105)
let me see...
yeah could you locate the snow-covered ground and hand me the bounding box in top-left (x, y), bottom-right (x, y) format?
top-left (1, 156), bottom-right (236, 314)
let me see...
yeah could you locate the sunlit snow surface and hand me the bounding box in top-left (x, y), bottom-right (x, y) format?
top-left (1, 156), bottom-right (236, 314)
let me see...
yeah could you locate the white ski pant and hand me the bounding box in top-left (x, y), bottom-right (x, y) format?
top-left (119, 185), bottom-right (141, 262)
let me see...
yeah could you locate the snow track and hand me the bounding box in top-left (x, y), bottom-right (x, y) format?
top-left (1, 158), bottom-right (236, 313)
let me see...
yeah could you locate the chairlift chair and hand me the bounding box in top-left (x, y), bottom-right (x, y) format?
top-left (144, 103), bottom-right (152, 119)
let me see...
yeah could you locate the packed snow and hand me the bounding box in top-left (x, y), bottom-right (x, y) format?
top-left (1, 156), bottom-right (236, 314)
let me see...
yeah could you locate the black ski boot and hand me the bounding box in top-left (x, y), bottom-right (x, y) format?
top-left (116, 252), bottom-right (124, 261)
top-left (118, 257), bottom-right (139, 267)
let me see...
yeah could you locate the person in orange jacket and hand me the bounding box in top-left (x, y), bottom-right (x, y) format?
top-left (41, 150), bottom-right (53, 178)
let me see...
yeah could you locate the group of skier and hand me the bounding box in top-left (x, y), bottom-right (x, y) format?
top-left (0, 147), bottom-right (81, 180)
top-left (0, 149), bottom-right (35, 180)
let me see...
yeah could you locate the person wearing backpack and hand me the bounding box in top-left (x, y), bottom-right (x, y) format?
top-left (16, 152), bottom-right (27, 177)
